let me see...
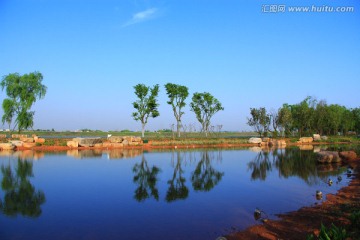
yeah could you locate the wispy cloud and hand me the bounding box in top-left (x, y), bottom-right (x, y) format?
top-left (122, 8), bottom-right (158, 27)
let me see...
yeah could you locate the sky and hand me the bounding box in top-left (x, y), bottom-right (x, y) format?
top-left (0, 0), bottom-right (359, 132)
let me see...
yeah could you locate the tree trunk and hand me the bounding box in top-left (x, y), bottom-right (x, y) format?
top-left (177, 120), bottom-right (181, 138)
top-left (141, 123), bottom-right (145, 138)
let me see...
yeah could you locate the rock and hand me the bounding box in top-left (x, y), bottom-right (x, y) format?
top-left (313, 134), bottom-right (321, 141)
top-left (0, 143), bottom-right (15, 150)
top-left (9, 140), bottom-right (24, 147)
top-left (72, 138), bottom-right (102, 147)
top-left (133, 137), bottom-right (142, 142)
top-left (108, 136), bottom-right (122, 143)
top-left (262, 137), bottom-right (270, 142)
top-left (316, 151), bottom-right (341, 163)
top-left (248, 137), bottom-right (262, 144)
top-left (299, 137), bottom-right (313, 143)
top-left (67, 141), bottom-right (79, 148)
top-left (128, 142), bottom-right (140, 146)
top-left (33, 135), bottom-right (39, 141)
top-left (0, 134), bottom-right (7, 138)
top-left (321, 136), bottom-right (328, 140)
top-left (122, 139), bottom-right (129, 146)
top-left (111, 143), bottom-right (124, 148)
top-left (23, 142), bottom-right (36, 148)
top-left (102, 142), bottom-right (112, 148)
top-left (11, 134), bottom-right (28, 139)
top-left (35, 138), bottom-right (45, 144)
top-left (20, 137), bottom-right (34, 143)
top-left (339, 151), bottom-right (357, 161)
top-left (94, 143), bottom-right (103, 148)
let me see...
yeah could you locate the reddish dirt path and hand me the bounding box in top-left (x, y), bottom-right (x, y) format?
top-left (226, 159), bottom-right (360, 240)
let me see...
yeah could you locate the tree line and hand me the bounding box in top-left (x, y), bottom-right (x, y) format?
top-left (2, 72), bottom-right (359, 138)
top-left (247, 96), bottom-right (360, 137)
top-left (132, 83), bottom-right (224, 137)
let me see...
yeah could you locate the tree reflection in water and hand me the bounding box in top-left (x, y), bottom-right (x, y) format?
top-left (247, 150), bottom-right (272, 181)
top-left (248, 147), bottom-right (346, 185)
top-left (191, 150), bottom-right (224, 192)
top-left (132, 154), bottom-right (161, 202)
top-left (0, 159), bottom-right (46, 218)
top-left (166, 151), bottom-right (189, 202)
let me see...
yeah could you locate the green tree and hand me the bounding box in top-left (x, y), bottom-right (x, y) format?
top-left (341, 108), bottom-right (355, 135)
top-left (1, 72), bottom-right (47, 132)
top-left (132, 84), bottom-right (160, 138)
top-left (352, 108), bottom-right (360, 134)
top-left (290, 96), bottom-right (316, 136)
top-left (327, 104), bottom-right (345, 135)
top-left (190, 92), bottom-right (224, 137)
top-left (278, 104), bottom-right (293, 137)
top-left (164, 83), bottom-right (189, 138)
top-left (247, 107), bottom-right (270, 137)
top-left (313, 100), bottom-right (328, 135)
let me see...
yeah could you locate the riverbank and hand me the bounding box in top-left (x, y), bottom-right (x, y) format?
top-left (226, 158), bottom-right (360, 240)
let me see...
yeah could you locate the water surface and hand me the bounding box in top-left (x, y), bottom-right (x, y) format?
top-left (0, 146), bottom-right (354, 240)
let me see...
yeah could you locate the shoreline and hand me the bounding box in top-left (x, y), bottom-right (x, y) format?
top-left (226, 158), bottom-right (360, 240)
top-left (11, 141), bottom-right (359, 152)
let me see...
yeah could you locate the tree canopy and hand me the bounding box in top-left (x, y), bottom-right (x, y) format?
top-left (132, 84), bottom-right (160, 137)
top-left (1, 72), bottom-right (47, 132)
top-left (164, 83), bottom-right (189, 137)
top-left (190, 92), bottom-right (224, 137)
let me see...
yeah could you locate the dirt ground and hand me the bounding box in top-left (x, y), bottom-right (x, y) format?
top-left (226, 159), bottom-right (360, 240)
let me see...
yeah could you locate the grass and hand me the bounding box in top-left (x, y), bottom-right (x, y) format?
top-left (150, 138), bottom-right (249, 146)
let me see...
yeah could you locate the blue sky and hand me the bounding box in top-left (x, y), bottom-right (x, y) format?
top-left (0, 0), bottom-right (359, 131)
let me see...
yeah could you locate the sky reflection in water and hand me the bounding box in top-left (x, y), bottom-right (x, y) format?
top-left (0, 146), bottom-right (353, 240)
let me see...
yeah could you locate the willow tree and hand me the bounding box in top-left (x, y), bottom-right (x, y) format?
top-left (132, 84), bottom-right (160, 137)
top-left (1, 72), bottom-right (47, 132)
top-left (164, 83), bottom-right (189, 137)
top-left (190, 92), bottom-right (224, 137)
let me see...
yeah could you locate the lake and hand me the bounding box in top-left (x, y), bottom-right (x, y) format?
top-left (0, 146), bottom-right (354, 240)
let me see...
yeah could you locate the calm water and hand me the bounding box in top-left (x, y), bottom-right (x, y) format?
top-left (0, 146), bottom-right (355, 240)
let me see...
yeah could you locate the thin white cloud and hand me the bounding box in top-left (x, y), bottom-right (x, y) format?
top-left (122, 8), bottom-right (158, 27)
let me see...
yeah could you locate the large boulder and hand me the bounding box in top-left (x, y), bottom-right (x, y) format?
top-left (0, 143), bottom-right (15, 150)
top-left (23, 142), bottom-right (36, 148)
top-left (35, 138), bottom-right (46, 144)
top-left (67, 141), bottom-right (79, 148)
top-left (108, 136), bottom-right (122, 143)
top-left (299, 137), bottom-right (313, 143)
top-left (313, 134), bottom-right (321, 141)
top-left (0, 134), bottom-right (7, 139)
top-left (9, 140), bottom-right (24, 147)
top-left (339, 151), bottom-right (357, 161)
top-left (20, 137), bottom-right (34, 143)
top-left (248, 137), bottom-right (262, 144)
top-left (72, 138), bottom-right (102, 147)
top-left (11, 134), bottom-right (28, 139)
top-left (316, 151), bottom-right (341, 163)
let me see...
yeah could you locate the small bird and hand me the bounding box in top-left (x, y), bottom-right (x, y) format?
top-left (327, 179), bottom-right (333, 186)
top-left (107, 134), bottom-right (112, 139)
top-left (316, 190), bottom-right (323, 200)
